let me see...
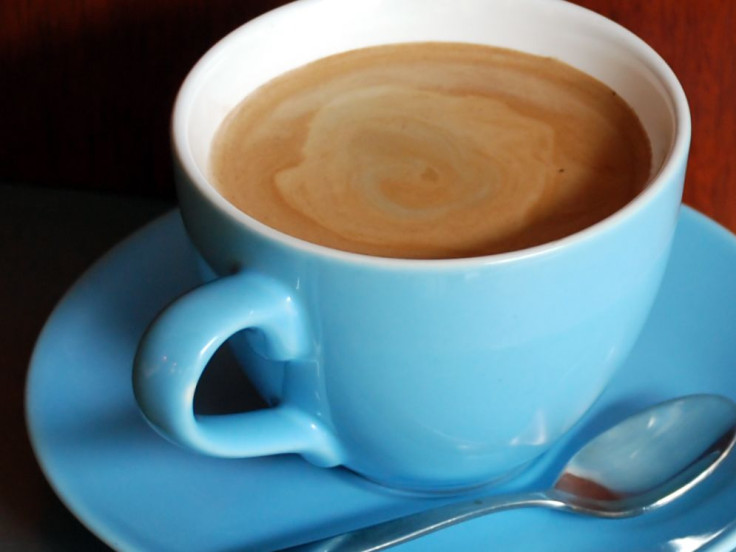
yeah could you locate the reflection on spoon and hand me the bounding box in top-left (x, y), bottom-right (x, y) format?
top-left (283, 394), bottom-right (736, 551)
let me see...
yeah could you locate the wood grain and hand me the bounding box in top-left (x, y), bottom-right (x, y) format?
top-left (572, 0), bottom-right (736, 234)
top-left (0, 0), bottom-right (288, 197)
top-left (1, 0), bottom-right (734, 232)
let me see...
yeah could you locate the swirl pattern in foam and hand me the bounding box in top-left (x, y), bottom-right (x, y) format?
top-left (210, 42), bottom-right (651, 259)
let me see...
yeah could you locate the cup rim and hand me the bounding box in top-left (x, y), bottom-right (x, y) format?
top-left (172, 0), bottom-right (691, 269)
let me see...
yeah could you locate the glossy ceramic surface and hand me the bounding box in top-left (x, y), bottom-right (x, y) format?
top-left (27, 207), bottom-right (736, 551)
top-left (138, 0), bottom-right (690, 491)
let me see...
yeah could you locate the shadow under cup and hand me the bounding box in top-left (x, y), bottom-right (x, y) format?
top-left (135, 0), bottom-right (690, 492)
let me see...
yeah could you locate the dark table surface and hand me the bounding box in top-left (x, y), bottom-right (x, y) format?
top-left (3, 184), bottom-right (173, 550)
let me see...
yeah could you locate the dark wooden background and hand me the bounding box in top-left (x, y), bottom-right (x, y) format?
top-left (2, 0), bottom-right (735, 233)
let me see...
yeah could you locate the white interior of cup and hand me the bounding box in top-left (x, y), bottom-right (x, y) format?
top-left (173, 0), bottom-right (689, 258)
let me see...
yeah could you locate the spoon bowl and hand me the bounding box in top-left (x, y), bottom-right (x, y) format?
top-left (285, 394), bottom-right (736, 551)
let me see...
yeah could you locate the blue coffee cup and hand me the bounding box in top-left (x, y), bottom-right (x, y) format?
top-left (133, 0), bottom-right (690, 492)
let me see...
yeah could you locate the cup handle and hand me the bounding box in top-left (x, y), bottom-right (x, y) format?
top-left (132, 272), bottom-right (342, 467)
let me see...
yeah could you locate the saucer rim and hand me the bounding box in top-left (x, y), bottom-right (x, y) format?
top-left (25, 205), bottom-right (736, 552)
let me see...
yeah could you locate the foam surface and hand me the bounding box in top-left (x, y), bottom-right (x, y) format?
top-left (211, 43), bottom-right (651, 258)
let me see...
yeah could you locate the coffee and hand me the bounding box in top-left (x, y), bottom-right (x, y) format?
top-left (210, 42), bottom-right (651, 259)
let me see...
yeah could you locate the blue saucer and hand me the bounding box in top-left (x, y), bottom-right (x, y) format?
top-left (26, 207), bottom-right (736, 551)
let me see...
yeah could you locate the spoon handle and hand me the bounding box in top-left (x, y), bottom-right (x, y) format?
top-left (282, 490), bottom-right (559, 551)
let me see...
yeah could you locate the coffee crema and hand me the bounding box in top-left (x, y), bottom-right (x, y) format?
top-left (210, 42), bottom-right (651, 259)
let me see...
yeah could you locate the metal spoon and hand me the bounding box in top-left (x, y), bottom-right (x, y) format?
top-left (283, 394), bottom-right (736, 552)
